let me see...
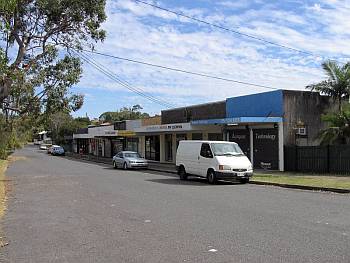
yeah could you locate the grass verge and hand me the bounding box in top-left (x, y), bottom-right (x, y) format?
top-left (0, 159), bottom-right (8, 219)
top-left (252, 174), bottom-right (350, 190)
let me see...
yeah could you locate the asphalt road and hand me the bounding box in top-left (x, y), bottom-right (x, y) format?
top-left (1, 146), bottom-right (350, 263)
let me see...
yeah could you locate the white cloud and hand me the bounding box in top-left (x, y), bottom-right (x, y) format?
top-left (75, 0), bottom-right (350, 117)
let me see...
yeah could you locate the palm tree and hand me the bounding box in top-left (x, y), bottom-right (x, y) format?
top-left (318, 104), bottom-right (350, 145)
top-left (307, 60), bottom-right (350, 112)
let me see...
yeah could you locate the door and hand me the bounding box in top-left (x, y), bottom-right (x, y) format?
top-left (145, 136), bottom-right (160, 161)
top-left (198, 143), bottom-right (214, 177)
top-left (253, 129), bottom-right (279, 170)
top-left (115, 152), bottom-right (124, 167)
top-left (228, 129), bottom-right (250, 159)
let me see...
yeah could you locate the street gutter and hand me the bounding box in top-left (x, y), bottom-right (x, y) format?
top-left (249, 181), bottom-right (350, 194)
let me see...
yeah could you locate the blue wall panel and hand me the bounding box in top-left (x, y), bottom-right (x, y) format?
top-left (226, 90), bottom-right (283, 118)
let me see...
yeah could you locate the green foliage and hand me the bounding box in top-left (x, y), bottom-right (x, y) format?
top-left (0, 0), bottom-right (106, 156)
top-left (47, 112), bottom-right (91, 145)
top-left (99, 104), bottom-right (150, 122)
top-left (307, 60), bottom-right (350, 111)
top-left (0, 114), bottom-right (33, 159)
top-left (318, 104), bottom-right (350, 145)
top-left (0, 0), bottom-right (106, 111)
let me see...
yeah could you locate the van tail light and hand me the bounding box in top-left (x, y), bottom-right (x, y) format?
top-left (219, 165), bottom-right (224, 170)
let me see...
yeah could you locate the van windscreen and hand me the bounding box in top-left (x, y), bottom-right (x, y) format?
top-left (211, 143), bottom-right (244, 156)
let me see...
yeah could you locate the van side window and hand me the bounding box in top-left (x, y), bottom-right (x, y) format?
top-left (200, 143), bottom-right (213, 158)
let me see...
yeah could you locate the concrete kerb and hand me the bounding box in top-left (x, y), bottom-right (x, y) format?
top-left (250, 181), bottom-right (350, 194)
top-left (63, 153), bottom-right (349, 194)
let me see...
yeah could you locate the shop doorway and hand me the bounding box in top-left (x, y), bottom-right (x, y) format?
top-left (253, 129), bottom-right (279, 170)
top-left (228, 129), bottom-right (250, 159)
top-left (145, 136), bottom-right (160, 161)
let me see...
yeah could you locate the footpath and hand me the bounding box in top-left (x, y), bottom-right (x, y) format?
top-left (65, 153), bottom-right (350, 193)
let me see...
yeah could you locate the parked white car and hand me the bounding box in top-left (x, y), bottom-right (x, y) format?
top-left (176, 140), bottom-right (253, 184)
top-left (39, 144), bottom-right (51, 151)
top-left (112, 151), bottom-right (148, 170)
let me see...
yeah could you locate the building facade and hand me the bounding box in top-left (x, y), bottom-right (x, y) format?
top-left (72, 90), bottom-right (333, 171)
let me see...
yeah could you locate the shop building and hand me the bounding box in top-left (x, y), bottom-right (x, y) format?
top-left (73, 90), bottom-right (332, 171)
top-left (135, 90), bottom-right (333, 171)
top-left (135, 101), bottom-right (227, 163)
top-left (191, 90), bottom-right (333, 171)
top-left (73, 120), bottom-right (140, 158)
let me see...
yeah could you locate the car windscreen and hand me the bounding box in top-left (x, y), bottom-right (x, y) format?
top-left (124, 153), bottom-right (141, 158)
top-left (210, 143), bottom-right (244, 156)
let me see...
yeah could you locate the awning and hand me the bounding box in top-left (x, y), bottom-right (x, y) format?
top-left (191, 117), bottom-right (283, 125)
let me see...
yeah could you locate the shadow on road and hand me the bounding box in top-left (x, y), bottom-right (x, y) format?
top-left (146, 177), bottom-right (240, 186)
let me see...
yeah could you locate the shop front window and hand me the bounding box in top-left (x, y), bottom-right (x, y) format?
top-left (192, 133), bottom-right (203, 140)
top-left (165, 134), bottom-right (173, 162)
top-left (98, 140), bottom-right (103, 156)
top-left (208, 133), bottom-right (223, 141)
top-left (112, 139), bottom-right (124, 156)
top-left (145, 136), bottom-right (160, 161)
top-left (126, 138), bottom-right (139, 152)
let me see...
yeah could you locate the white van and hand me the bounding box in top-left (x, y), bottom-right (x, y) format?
top-left (176, 141), bottom-right (253, 184)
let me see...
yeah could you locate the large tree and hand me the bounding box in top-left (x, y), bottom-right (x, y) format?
top-left (0, 0), bottom-right (106, 116)
top-left (99, 105), bottom-right (151, 122)
top-left (48, 112), bottom-right (91, 145)
top-left (307, 60), bottom-right (350, 112)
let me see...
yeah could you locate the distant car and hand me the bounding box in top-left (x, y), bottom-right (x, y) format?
top-left (51, 146), bottom-right (65, 156)
top-left (47, 145), bottom-right (60, 154)
top-left (39, 144), bottom-right (51, 150)
top-left (112, 151), bottom-right (148, 170)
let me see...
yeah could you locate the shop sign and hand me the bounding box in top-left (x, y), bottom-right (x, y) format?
top-left (105, 131), bottom-right (117, 136)
top-left (136, 123), bottom-right (193, 133)
top-left (104, 130), bottom-right (136, 137)
top-left (117, 130), bottom-right (136, 137)
top-left (231, 134), bottom-right (246, 140)
top-left (255, 133), bottom-right (276, 141)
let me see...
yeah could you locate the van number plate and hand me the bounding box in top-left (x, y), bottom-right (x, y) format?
top-left (236, 172), bottom-right (245, 177)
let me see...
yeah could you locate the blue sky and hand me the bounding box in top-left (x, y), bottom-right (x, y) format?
top-left (73, 0), bottom-right (350, 118)
top-left (8, 0), bottom-right (350, 118)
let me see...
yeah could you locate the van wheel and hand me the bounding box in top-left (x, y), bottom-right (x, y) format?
top-left (207, 170), bottom-right (217, 184)
top-left (239, 178), bottom-right (249, 184)
top-left (178, 166), bottom-right (187, 180)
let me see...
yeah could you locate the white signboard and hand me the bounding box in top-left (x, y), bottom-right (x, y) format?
top-left (135, 123), bottom-right (193, 133)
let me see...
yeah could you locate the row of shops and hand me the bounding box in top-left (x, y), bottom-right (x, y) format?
top-left (73, 90), bottom-right (333, 171)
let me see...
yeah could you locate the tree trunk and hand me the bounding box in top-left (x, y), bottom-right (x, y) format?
top-left (0, 78), bottom-right (12, 104)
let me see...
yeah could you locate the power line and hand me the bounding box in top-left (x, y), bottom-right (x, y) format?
top-left (80, 49), bottom-right (279, 91)
top-left (133, 0), bottom-right (337, 61)
top-left (81, 51), bottom-right (177, 108)
top-left (71, 50), bottom-right (176, 108)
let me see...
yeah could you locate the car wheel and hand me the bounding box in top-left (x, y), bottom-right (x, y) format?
top-left (178, 166), bottom-right (187, 180)
top-left (207, 170), bottom-right (217, 184)
top-left (123, 162), bottom-right (128, 170)
top-left (113, 161), bottom-right (117, 169)
top-left (239, 178), bottom-right (249, 184)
